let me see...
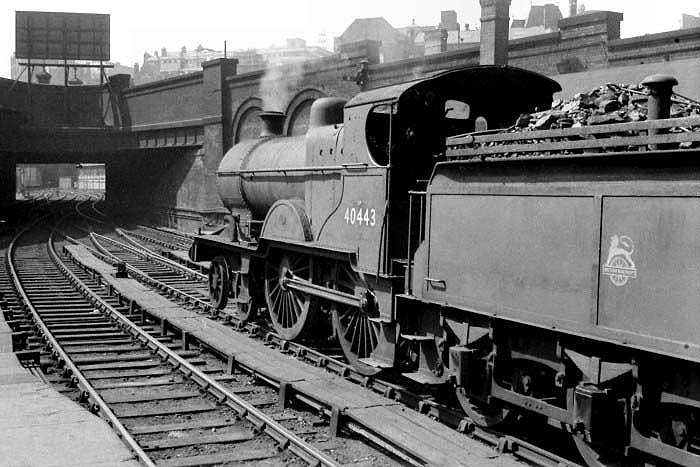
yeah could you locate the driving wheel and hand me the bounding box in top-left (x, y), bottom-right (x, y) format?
top-left (327, 262), bottom-right (382, 376)
top-left (264, 251), bottom-right (322, 340)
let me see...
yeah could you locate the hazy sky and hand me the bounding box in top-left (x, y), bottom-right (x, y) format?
top-left (2, 0), bottom-right (699, 78)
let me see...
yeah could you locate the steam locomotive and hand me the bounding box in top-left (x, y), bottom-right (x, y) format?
top-left (190, 65), bottom-right (700, 466)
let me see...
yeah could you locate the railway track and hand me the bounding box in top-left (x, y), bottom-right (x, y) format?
top-left (126, 225), bottom-right (194, 251)
top-left (5, 209), bottom-right (404, 466)
top-left (117, 226), bottom-right (207, 272)
top-left (64, 212), bottom-right (583, 467)
top-left (75, 195), bottom-right (107, 225)
top-left (85, 231), bottom-right (219, 316)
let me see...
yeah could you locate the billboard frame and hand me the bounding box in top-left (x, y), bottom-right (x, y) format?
top-left (10, 12), bottom-right (117, 128)
top-left (15, 11), bottom-right (110, 62)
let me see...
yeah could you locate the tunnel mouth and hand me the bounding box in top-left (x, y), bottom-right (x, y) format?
top-left (259, 111), bottom-right (286, 137)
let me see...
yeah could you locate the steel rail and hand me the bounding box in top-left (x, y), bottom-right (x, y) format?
top-left (7, 218), bottom-right (154, 467)
top-left (153, 226), bottom-right (194, 240)
top-left (109, 229), bottom-right (206, 281)
top-left (119, 227), bottom-right (211, 274)
top-left (115, 228), bottom-right (163, 256)
top-left (73, 198), bottom-right (92, 219)
top-left (90, 198), bottom-right (105, 218)
top-left (87, 232), bottom-right (213, 310)
top-left (75, 198), bottom-right (106, 225)
top-left (95, 230), bottom-right (199, 277)
top-left (138, 224), bottom-right (194, 243)
top-left (121, 229), bottom-right (180, 250)
top-left (52, 241), bottom-right (342, 466)
top-left (117, 229), bottom-right (208, 273)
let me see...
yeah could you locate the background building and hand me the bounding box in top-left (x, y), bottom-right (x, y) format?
top-left (335, 17), bottom-right (417, 62)
top-left (76, 163), bottom-right (105, 191)
top-left (336, 5), bottom-right (568, 60)
top-left (682, 13), bottom-right (700, 29)
top-left (134, 40), bottom-right (332, 84)
top-left (15, 163), bottom-right (105, 195)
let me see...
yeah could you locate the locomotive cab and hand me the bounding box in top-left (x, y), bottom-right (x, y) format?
top-left (352, 66), bottom-right (561, 275)
top-left (318, 66), bottom-right (560, 373)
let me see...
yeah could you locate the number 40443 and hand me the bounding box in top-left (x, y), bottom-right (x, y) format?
top-left (344, 207), bottom-right (376, 226)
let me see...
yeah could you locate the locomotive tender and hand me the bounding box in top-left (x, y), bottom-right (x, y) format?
top-left (191, 66), bottom-right (700, 466)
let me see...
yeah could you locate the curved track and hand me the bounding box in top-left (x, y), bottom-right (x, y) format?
top-left (5, 204), bottom-right (405, 467)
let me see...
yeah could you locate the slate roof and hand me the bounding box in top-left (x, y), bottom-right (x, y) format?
top-left (338, 17), bottom-right (408, 45)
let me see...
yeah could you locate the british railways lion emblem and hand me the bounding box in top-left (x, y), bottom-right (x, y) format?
top-left (602, 235), bottom-right (637, 287)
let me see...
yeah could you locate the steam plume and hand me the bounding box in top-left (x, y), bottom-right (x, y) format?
top-left (259, 61), bottom-right (305, 112)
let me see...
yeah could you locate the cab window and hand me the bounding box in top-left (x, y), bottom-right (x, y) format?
top-left (365, 103), bottom-right (395, 167)
top-left (445, 100), bottom-right (470, 120)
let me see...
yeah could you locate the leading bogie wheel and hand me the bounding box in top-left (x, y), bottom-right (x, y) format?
top-left (227, 255), bottom-right (257, 322)
top-left (571, 435), bottom-right (624, 467)
top-left (232, 270), bottom-right (257, 322)
top-left (264, 251), bottom-right (323, 340)
top-left (209, 256), bottom-right (230, 309)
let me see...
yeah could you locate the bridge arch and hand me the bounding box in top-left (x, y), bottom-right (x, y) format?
top-left (284, 88), bottom-right (325, 136)
top-left (232, 97), bottom-right (264, 144)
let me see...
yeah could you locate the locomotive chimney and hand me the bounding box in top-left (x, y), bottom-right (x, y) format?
top-left (479, 0), bottom-right (511, 66)
top-left (259, 111), bottom-right (286, 137)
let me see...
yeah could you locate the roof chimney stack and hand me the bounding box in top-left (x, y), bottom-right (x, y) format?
top-left (569, 0), bottom-right (578, 17)
top-left (479, 0), bottom-right (511, 66)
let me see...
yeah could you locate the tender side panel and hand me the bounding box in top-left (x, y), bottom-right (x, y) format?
top-left (425, 195), bottom-right (599, 327)
top-left (599, 197), bottom-right (700, 344)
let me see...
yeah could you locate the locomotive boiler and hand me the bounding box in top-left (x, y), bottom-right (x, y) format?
top-left (191, 65), bottom-right (700, 467)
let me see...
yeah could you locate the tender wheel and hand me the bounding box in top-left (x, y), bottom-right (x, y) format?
top-left (567, 386), bottom-right (627, 467)
top-left (572, 435), bottom-right (623, 467)
top-left (209, 256), bottom-right (230, 309)
top-left (327, 263), bottom-right (382, 376)
top-left (656, 404), bottom-right (694, 452)
top-left (264, 251), bottom-right (322, 340)
top-left (453, 332), bottom-right (510, 427)
top-left (455, 386), bottom-right (510, 428)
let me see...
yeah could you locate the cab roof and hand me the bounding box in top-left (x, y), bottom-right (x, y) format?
top-left (345, 65), bottom-right (562, 109)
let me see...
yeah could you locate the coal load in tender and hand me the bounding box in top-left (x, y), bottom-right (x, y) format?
top-left (516, 83), bottom-right (700, 131)
top-left (477, 83), bottom-right (700, 155)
